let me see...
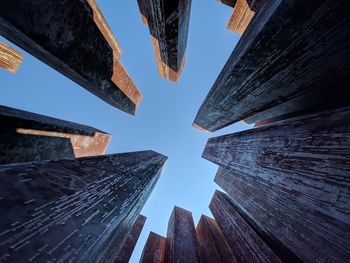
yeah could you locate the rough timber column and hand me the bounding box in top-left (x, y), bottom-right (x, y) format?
top-left (0, 41), bottom-right (23, 73)
top-left (204, 107), bottom-right (350, 261)
top-left (196, 215), bottom-right (237, 263)
top-left (137, 0), bottom-right (192, 82)
top-left (210, 191), bottom-right (282, 263)
top-left (0, 104), bottom-right (111, 164)
top-left (0, 151), bottom-right (167, 263)
top-left (0, 0), bottom-right (141, 115)
top-left (140, 232), bottom-right (167, 263)
top-left (166, 206), bottom-right (200, 263)
top-left (194, 0), bottom-right (350, 132)
top-left (115, 214), bottom-right (147, 263)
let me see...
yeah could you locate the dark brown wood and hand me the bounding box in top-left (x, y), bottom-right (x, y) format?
top-left (210, 191), bottom-right (282, 263)
top-left (167, 206), bottom-right (200, 263)
top-left (217, 0), bottom-right (237, 8)
top-left (137, 0), bottom-right (191, 82)
top-left (196, 215), bottom-right (237, 263)
top-left (203, 107), bottom-right (350, 262)
top-left (0, 0), bottom-right (141, 114)
top-left (215, 167), bottom-right (350, 262)
top-left (0, 104), bottom-right (111, 164)
top-left (115, 215), bottom-right (147, 263)
top-left (0, 151), bottom-right (167, 263)
top-left (193, 0), bottom-right (350, 132)
top-left (140, 232), bottom-right (167, 263)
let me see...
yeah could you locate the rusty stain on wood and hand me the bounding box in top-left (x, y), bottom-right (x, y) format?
top-left (167, 206), bottom-right (200, 263)
top-left (137, 0), bottom-right (191, 82)
top-left (196, 215), bottom-right (237, 263)
top-left (0, 41), bottom-right (23, 73)
top-left (0, 104), bottom-right (111, 164)
top-left (0, 0), bottom-right (141, 114)
top-left (210, 191), bottom-right (282, 263)
top-left (140, 232), bottom-right (167, 263)
top-left (116, 215), bottom-right (147, 263)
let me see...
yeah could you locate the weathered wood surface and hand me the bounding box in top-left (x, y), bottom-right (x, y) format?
top-left (204, 107), bottom-right (350, 261)
top-left (0, 0), bottom-right (141, 114)
top-left (0, 104), bottom-right (111, 164)
top-left (137, 0), bottom-right (191, 82)
top-left (0, 41), bottom-right (23, 73)
top-left (193, 0), bottom-right (350, 132)
top-left (115, 214), bottom-right (147, 263)
top-left (167, 206), bottom-right (200, 263)
top-left (215, 167), bottom-right (350, 262)
top-left (210, 191), bottom-right (282, 263)
top-left (140, 232), bottom-right (167, 263)
top-left (0, 151), bottom-right (167, 263)
top-left (227, 0), bottom-right (256, 34)
top-left (196, 215), bottom-right (237, 263)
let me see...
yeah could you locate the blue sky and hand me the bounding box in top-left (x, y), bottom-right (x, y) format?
top-left (0, 1), bottom-right (251, 261)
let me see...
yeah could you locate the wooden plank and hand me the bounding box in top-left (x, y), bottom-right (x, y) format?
top-left (167, 206), bottom-right (200, 263)
top-left (215, 167), bottom-right (350, 262)
top-left (227, 0), bottom-right (256, 34)
top-left (0, 0), bottom-right (141, 114)
top-left (0, 104), bottom-right (111, 164)
top-left (137, 0), bottom-right (191, 82)
top-left (115, 215), bottom-right (147, 263)
top-left (203, 107), bottom-right (350, 261)
top-left (140, 232), bottom-right (167, 263)
top-left (193, 0), bottom-right (350, 132)
top-left (196, 215), bottom-right (237, 263)
top-left (0, 151), bottom-right (167, 263)
top-left (210, 191), bottom-right (282, 263)
top-left (0, 41), bottom-right (23, 73)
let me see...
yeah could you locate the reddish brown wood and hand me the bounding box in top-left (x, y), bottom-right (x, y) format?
top-left (115, 215), bottom-right (147, 263)
top-left (140, 232), bottom-right (167, 263)
top-left (210, 191), bottom-right (282, 263)
top-left (0, 41), bottom-right (23, 73)
top-left (196, 215), bottom-right (237, 263)
top-left (167, 206), bottom-right (200, 263)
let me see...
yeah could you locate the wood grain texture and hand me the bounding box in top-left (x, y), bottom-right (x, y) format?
top-left (166, 206), bottom-right (200, 263)
top-left (0, 0), bottom-right (141, 114)
top-left (196, 215), bottom-right (237, 263)
top-left (0, 41), bottom-right (23, 73)
top-left (203, 107), bottom-right (350, 262)
top-left (194, 0), bottom-right (350, 132)
top-left (140, 232), bottom-right (167, 263)
top-left (0, 151), bottom-right (167, 263)
top-left (115, 214), bottom-right (147, 263)
top-left (227, 0), bottom-right (256, 34)
top-left (137, 0), bottom-right (191, 82)
top-left (210, 191), bottom-right (282, 263)
top-left (0, 104), bottom-right (111, 164)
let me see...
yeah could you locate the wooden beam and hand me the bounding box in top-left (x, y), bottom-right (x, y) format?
top-left (0, 41), bottom-right (23, 73)
top-left (0, 104), bottom-right (111, 164)
top-left (115, 215), bottom-right (147, 263)
top-left (0, 151), bottom-right (167, 262)
top-left (203, 107), bottom-right (350, 261)
top-left (210, 191), bottom-right (282, 263)
top-left (196, 215), bottom-right (237, 263)
top-left (137, 0), bottom-right (191, 82)
top-left (166, 206), bottom-right (201, 263)
top-left (0, 0), bottom-right (141, 114)
top-left (140, 232), bottom-right (167, 263)
top-left (227, 0), bottom-right (256, 34)
top-left (193, 0), bottom-right (350, 132)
